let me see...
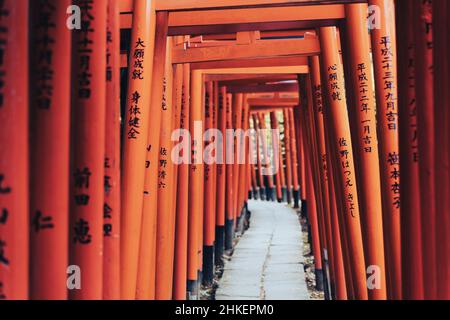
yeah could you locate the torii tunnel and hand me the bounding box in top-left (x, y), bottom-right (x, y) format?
top-left (0, 0), bottom-right (448, 302)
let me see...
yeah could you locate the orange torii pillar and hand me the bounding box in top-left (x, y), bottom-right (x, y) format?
top-left (215, 86), bottom-right (227, 266)
top-left (69, 0), bottom-right (107, 300)
top-left (103, 0), bottom-right (121, 300)
top-left (300, 88), bottom-right (325, 291)
top-left (249, 117), bottom-right (260, 199)
top-left (320, 26), bottom-right (368, 300)
top-left (397, 1), bottom-right (424, 300)
top-left (294, 108), bottom-right (306, 212)
top-left (288, 109), bottom-right (301, 208)
top-left (345, 3), bottom-right (387, 300)
top-left (236, 96), bottom-right (250, 231)
top-left (302, 115), bottom-right (324, 291)
top-left (283, 110), bottom-right (294, 205)
top-left (250, 163), bottom-right (258, 199)
top-left (187, 70), bottom-right (204, 300)
top-left (171, 59), bottom-right (183, 230)
top-left (173, 63), bottom-right (190, 300)
top-left (0, 0), bottom-right (29, 300)
top-left (279, 121), bottom-right (288, 203)
top-left (120, 0), bottom-right (157, 300)
top-left (369, 0), bottom-right (402, 300)
top-left (232, 94), bottom-right (244, 223)
top-left (303, 74), bottom-right (332, 298)
top-left (325, 140), bottom-right (348, 300)
top-left (225, 93), bottom-right (235, 249)
top-left (29, 0), bottom-right (70, 300)
top-left (270, 112), bottom-right (283, 202)
top-left (413, 0), bottom-right (437, 300)
top-left (198, 82), bottom-right (206, 285)
top-left (253, 114), bottom-right (265, 200)
top-left (170, 61), bottom-right (183, 299)
top-left (155, 41), bottom-right (176, 300)
top-left (323, 108), bottom-right (356, 299)
top-left (137, 15), bottom-right (169, 300)
top-left (212, 81), bottom-right (219, 240)
top-left (432, 0), bottom-right (450, 300)
top-left (308, 60), bottom-right (341, 299)
top-left (203, 81), bottom-right (216, 286)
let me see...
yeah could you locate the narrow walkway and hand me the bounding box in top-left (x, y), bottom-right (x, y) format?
top-left (215, 200), bottom-right (310, 300)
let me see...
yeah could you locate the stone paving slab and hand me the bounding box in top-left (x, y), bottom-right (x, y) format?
top-left (215, 200), bottom-right (310, 301)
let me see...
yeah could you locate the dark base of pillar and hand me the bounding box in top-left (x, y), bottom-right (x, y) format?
top-left (202, 245), bottom-right (215, 286)
top-left (281, 187), bottom-right (287, 202)
top-left (248, 190), bottom-right (253, 200)
top-left (187, 279), bottom-right (199, 300)
top-left (266, 187), bottom-right (275, 202)
top-left (308, 223), bottom-right (312, 246)
top-left (322, 267), bottom-right (331, 301)
top-left (244, 202), bottom-right (251, 231)
top-left (301, 200), bottom-right (308, 219)
top-left (259, 187), bottom-right (266, 201)
top-left (198, 270), bottom-right (203, 287)
top-left (253, 188), bottom-right (260, 200)
top-left (287, 187), bottom-right (293, 205)
top-left (225, 219), bottom-right (234, 250)
top-left (238, 213), bottom-right (244, 234)
top-left (293, 189), bottom-right (300, 208)
top-left (315, 268), bottom-right (325, 291)
top-left (215, 226), bottom-right (225, 266)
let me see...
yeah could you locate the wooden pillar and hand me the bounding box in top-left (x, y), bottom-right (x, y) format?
top-left (70, 0), bottom-right (108, 300)
top-left (236, 96), bottom-right (250, 223)
top-left (0, 0), bottom-right (29, 300)
top-left (187, 70), bottom-right (204, 299)
top-left (303, 74), bottom-right (332, 298)
top-left (215, 86), bottom-right (227, 265)
top-left (203, 81), bottom-right (216, 286)
top-left (225, 94), bottom-right (235, 249)
top-left (283, 110), bottom-right (293, 204)
top-left (29, 0), bottom-right (70, 300)
top-left (397, 0), bottom-right (424, 300)
top-left (345, 3), bottom-right (387, 299)
top-left (319, 26), bottom-right (368, 300)
top-left (288, 109), bottom-right (300, 208)
top-left (432, 0), bottom-right (450, 300)
top-left (253, 114), bottom-right (265, 200)
top-left (173, 63), bottom-right (190, 300)
top-left (103, 0), bottom-right (121, 300)
top-left (270, 112), bottom-right (283, 202)
top-left (413, 0), bottom-right (437, 300)
top-left (120, 0), bottom-right (157, 300)
top-left (369, 0), bottom-right (402, 299)
top-left (155, 40), bottom-right (175, 300)
top-left (135, 12), bottom-right (169, 300)
top-left (303, 118), bottom-right (323, 291)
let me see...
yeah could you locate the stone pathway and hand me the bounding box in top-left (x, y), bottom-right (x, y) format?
top-left (215, 200), bottom-right (310, 300)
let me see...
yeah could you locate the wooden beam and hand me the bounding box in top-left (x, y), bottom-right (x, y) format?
top-left (199, 65), bottom-right (308, 74)
top-left (205, 74), bottom-right (297, 82)
top-left (201, 29), bottom-right (316, 41)
top-left (191, 56), bottom-right (309, 70)
top-left (173, 38), bottom-right (319, 64)
top-left (247, 97), bottom-right (299, 106)
top-left (250, 105), bottom-right (298, 113)
top-left (159, 1), bottom-right (362, 11)
top-left (227, 83), bottom-right (299, 93)
top-left (168, 5), bottom-right (345, 27)
top-left (168, 20), bottom-right (338, 36)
